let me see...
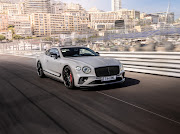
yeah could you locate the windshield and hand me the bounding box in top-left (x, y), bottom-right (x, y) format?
top-left (61, 47), bottom-right (99, 57)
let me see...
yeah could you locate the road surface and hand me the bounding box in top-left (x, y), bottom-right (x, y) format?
top-left (0, 54), bottom-right (180, 134)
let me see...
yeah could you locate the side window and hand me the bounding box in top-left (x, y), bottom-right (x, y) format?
top-left (80, 48), bottom-right (94, 56)
top-left (49, 49), bottom-right (55, 55)
top-left (49, 48), bottom-right (60, 57)
top-left (45, 49), bottom-right (50, 56)
top-left (54, 49), bottom-right (60, 56)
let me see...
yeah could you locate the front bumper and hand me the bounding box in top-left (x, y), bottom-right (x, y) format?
top-left (75, 71), bottom-right (125, 87)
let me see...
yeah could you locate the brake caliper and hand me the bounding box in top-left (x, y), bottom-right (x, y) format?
top-left (70, 73), bottom-right (73, 83)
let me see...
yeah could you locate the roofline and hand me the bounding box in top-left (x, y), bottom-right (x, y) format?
top-left (51, 46), bottom-right (88, 49)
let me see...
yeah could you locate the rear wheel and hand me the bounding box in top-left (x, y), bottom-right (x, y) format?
top-left (37, 62), bottom-right (45, 78)
top-left (63, 66), bottom-right (74, 89)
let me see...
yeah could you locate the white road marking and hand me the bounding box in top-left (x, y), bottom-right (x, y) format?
top-left (97, 91), bottom-right (180, 125)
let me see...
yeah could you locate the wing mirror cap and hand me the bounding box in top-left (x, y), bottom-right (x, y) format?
top-left (51, 53), bottom-right (58, 59)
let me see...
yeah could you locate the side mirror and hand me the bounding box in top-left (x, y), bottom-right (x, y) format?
top-left (51, 53), bottom-right (58, 59)
top-left (96, 52), bottom-right (100, 56)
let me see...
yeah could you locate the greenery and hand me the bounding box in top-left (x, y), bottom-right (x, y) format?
top-left (43, 36), bottom-right (59, 43)
top-left (0, 35), bottom-right (6, 42)
top-left (8, 25), bottom-right (15, 35)
top-left (13, 34), bottom-right (24, 40)
top-left (8, 25), bottom-right (14, 29)
top-left (44, 36), bottom-right (53, 41)
top-left (25, 36), bottom-right (33, 39)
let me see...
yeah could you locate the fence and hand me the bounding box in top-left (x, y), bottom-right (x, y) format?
top-left (100, 52), bottom-right (180, 78)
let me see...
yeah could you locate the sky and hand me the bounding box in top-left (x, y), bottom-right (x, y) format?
top-left (60, 0), bottom-right (180, 19)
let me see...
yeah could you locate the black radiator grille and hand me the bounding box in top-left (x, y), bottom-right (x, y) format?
top-left (95, 66), bottom-right (119, 77)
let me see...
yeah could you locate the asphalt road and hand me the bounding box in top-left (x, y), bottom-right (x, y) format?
top-left (0, 54), bottom-right (180, 134)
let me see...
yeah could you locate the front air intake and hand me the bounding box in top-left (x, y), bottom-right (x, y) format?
top-left (95, 66), bottom-right (119, 77)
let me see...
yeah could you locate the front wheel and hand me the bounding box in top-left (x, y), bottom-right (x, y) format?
top-left (63, 66), bottom-right (74, 89)
top-left (37, 62), bottom-right (45, 78)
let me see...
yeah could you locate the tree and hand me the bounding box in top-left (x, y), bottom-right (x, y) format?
top-left (25, 36), bottom-right (33, 39)
top-left (0, 35), bottom-right (6, 42)
top-left (8, 25), bottom-right (15, 35)
top-left (13, 35), bottom-right (24, 40)
top-left (8, 25), bottom-right (14, 29)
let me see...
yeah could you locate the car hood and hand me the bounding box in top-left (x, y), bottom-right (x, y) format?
top-left (68, 56), bottom-right (120, 68)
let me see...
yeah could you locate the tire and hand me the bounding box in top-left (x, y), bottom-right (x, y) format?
top-left (63, 66), bottom-right (74, 89)
top-left (37, 62), bottom-right (45, 78)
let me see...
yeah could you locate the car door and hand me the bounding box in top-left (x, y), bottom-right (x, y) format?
top-left (42, 49), bottom-right (51, 72)
top-left (46, 48), bottom-right (62, 77)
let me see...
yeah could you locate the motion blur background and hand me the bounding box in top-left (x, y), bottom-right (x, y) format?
top-left (0, 0), bottom-right (180, 52)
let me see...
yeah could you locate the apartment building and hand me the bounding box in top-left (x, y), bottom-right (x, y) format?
top-left (24, 0), bottom-right (51, 14)
top-left (140, 12), bottom-right (174, 25)
top-left (51, 2), bottom-right (66, 14)
top-left (88, 8), bottom-right (140, 31)
top-left (0, 30), bottom-right (12, 40)
top-left (8, 14), bottom-right (29, 25)
top-left (153, 12), bottom-right (174, 24)
top-left (0, 2), bottom-right (23, 15)
top-left (62, 3), bottom-right (89, 33)
top-left (143, 14), bottom-right (159, 25)
top-left (14, 21), bottom-right (32, 36)
top-left (30, 13), bottom-right (87, 36)
top-left (8, 14), bottom-right (32, 36)
top-left (0, 13), bottom-right (8, 30)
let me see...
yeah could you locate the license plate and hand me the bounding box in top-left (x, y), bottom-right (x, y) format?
top-left (101, 76), bottom-right (116, 82)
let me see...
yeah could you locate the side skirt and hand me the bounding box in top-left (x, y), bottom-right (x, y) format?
top-left (44, 70), bottom-right (63, 82)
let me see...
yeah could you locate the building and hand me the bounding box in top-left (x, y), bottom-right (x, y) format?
top-left (0, 13), bottom-right (8, 30)
top-left (14, 21), bottom-right (32, 36)
top-left (0, 2), bottom-right (26, 15)
top-left (0, 30), bottom-right (12, 40)
top-left (30, 13), bottom-right (88, 36)
top-left (143, 14), bottom-right (159, 25)
top-left (151, 12), bottom-right (174, 24)
top-left (134, 25), bottom-right (154, 32)
top-left (140, 12), bottom-right (175, 25)
top-left (30, 3), bottom-right (89, 36)
top-left (24, 0), bottom-right (51, 14)
top-left (8, 15), bottom-right (32, 36)
top-left (112, 0), bottom-right (121, 11)
top-left (88, 8), bottom-right (140, 31)
top-left (51, 1), bottom-right (65, 14)
top-left (8, 14), bottom-right (29, 25)
top-left (62, 3), bottom-right (89, 33)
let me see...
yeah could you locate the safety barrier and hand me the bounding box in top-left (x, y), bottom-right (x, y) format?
top-left (100, 52), bottom-right (180, 78)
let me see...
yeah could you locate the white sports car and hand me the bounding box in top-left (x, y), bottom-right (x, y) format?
top-left (36, 46), bottom-right (125, 89)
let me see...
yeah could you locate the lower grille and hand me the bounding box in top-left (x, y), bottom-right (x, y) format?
top-left (95, 66), bottom-right (119, 77)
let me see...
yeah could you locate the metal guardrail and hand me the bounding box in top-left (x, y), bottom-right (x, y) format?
top-left (100, 52), bottom-right (180, 78)
top-left (0, 50), bottom-right (180, 78)
top-left (0, 50), bottom-right (43, 58)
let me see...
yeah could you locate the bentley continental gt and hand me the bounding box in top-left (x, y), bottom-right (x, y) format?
top-left (36, 46), bottom-right (125, 89)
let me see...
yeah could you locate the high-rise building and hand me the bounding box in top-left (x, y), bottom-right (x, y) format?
top-left (112, 0), bottom-right (121, 11)
top-left (24, 0), bottom-right (51, 14)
